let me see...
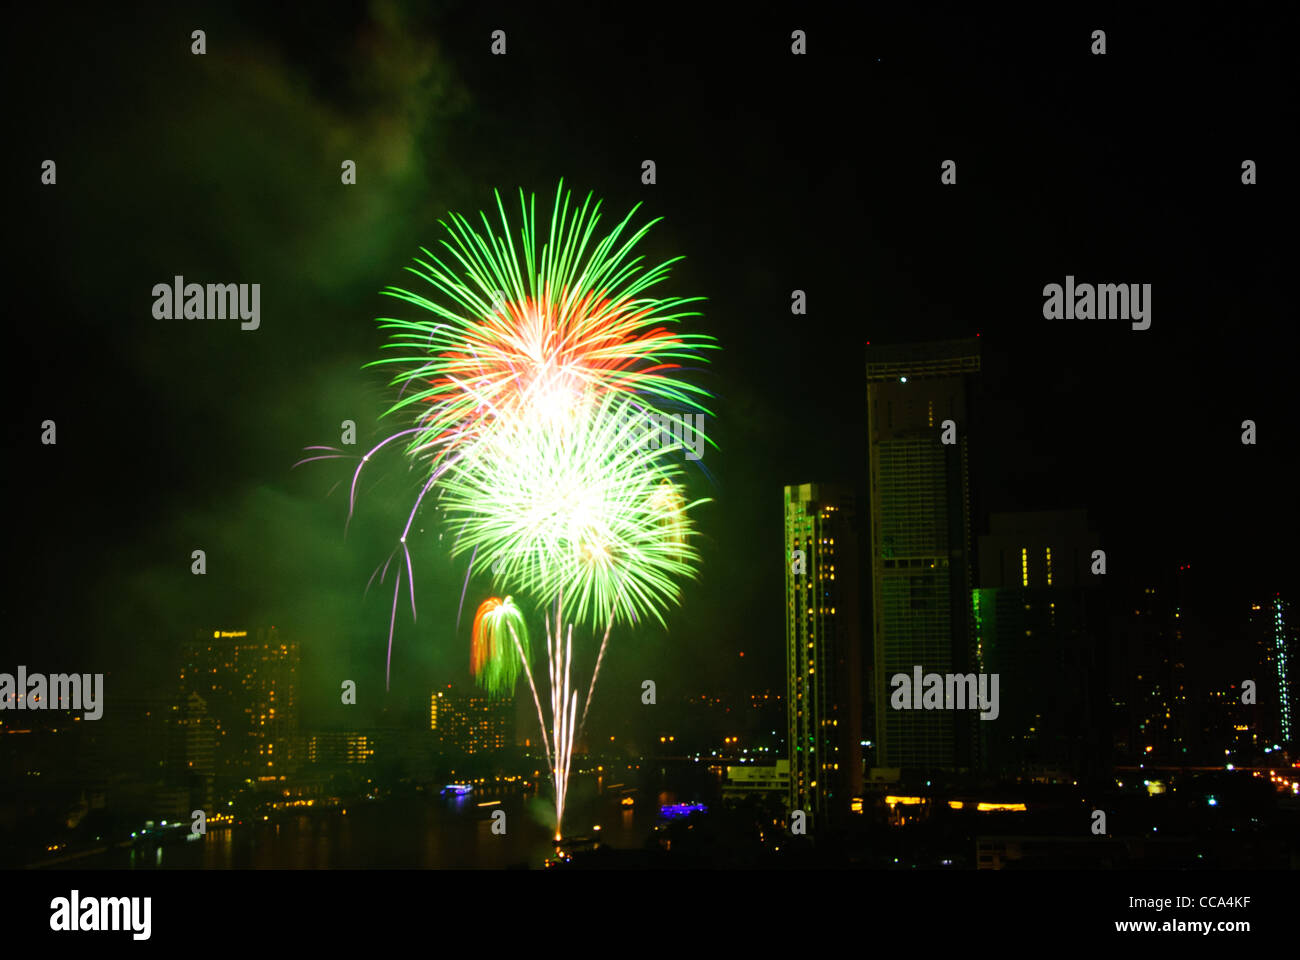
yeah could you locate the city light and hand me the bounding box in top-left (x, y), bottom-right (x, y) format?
top-left (660, 803), bottom-right (707, 819)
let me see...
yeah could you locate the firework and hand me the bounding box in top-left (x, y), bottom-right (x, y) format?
top-left (301, 183), bottom-right (716, 692)
top-left (304, 184), bottom-right (716, 844)
top-left (446, 390), bottom-right (706, 839)
top-left (470, 596), bottom-right (532, 696)
top-left (441, 391), bottom-right (706, 633)
top-left (369, 180), bottom-right (717, 471)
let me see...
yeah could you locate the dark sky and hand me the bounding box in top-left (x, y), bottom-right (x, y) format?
top-left (7, 3), bottom-right (1294, 729)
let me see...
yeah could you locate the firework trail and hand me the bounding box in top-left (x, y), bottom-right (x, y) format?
top-left (305, 183), bottom-right (716, 840)
top-left (448, 391), bottom-right (708, 837)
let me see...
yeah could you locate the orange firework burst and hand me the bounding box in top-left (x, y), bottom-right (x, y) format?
top-left (368, 181), bottom-right (716, 469)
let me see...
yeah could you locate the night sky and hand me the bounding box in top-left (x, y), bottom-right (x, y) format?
top-left (7, 4), bottom-right (1293, 731)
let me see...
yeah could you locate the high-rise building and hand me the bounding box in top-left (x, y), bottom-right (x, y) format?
top-left (1249, 595), bottom-right (1294, 748)
top-left (177, 693), bottom-right (216, 777)
top-left (784, 483), bottom-right (863, 827)
top-left (174, 691), bottom-right (216, 812)
top-left (1111, 583), bottom-right (1183, 766)
top-left (304, 731), bottom-right (376, 766)
top-left (179, 627), bottom-right (300, 781)
top-left (430, 686), bottom-right (514, 755)
top-left (866, 338), bottom-right (980, 776)
top-left (973, 509), bottom-right (1105, 781)
top-left (1109, 568), bottom-right (1220, 766)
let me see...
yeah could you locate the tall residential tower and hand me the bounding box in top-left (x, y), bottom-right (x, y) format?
top-left (973, 509), bottom-right (1105, 780)
top-left (866, 339), bottom-right (980, 776)
top-left (1249, 595), bottom-right (1294, 748)
top-left (178, 627), bottom-right (300, 781)
top-left (784, 483), bottom-right (863, 826)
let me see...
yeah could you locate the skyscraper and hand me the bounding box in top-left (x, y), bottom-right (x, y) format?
top-left (866, 338), bottom-right (980, 776)
top-left (1271, 596), bottom-right (1293, 746)
top-left (178, 627), bottom-right (300, 781)
top-left (1249, 595), bottom-right (1294, 748)
top-left (1110, 567), bottom-right (1226, 768)
top-left (784, 483), bottom-right (863, 827)
top-left (431, 686), bottom-right (515, 755)
top-left (174, 691), bottom-right (217, 812)
top-left (973, 509), bottom-right (1105, 781)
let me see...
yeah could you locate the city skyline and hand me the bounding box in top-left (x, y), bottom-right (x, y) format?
top-left (12, 10), bottom-right (1295, 714)
top-left (4, 2), bottom-right (1296, 895)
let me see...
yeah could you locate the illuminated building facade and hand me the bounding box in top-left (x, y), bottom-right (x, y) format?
top-left (431, 686), bottom-right (514, 755)
top-left (723, 759), bottom-right (790, 800)
top-left (784, 483), bottom-right (863, 827)
top-left (866, 339), bottom-right (979, 774)
top-left (304, 731), bottom-right (375, 765)
top-left (1249, 596), bottom-right (1294, 747)
top-left (179, 627), bottom-right (300, 780)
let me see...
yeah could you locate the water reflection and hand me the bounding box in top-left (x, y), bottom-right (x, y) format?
top-left (54, 769), bottom-right (719, 869)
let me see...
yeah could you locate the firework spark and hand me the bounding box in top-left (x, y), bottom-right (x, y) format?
top-left (305, 183), bottom-right (716, 690)
top-left (446, 390), bottom-right (707, 837)
top-left (305, 184), bottom-right (716, 842)
top-left (441, 391), bottom-right (706, 633)
top-left (370, 180), bottom-right (717, 471)
top-left (470, 596), bottom-right (531, 696)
